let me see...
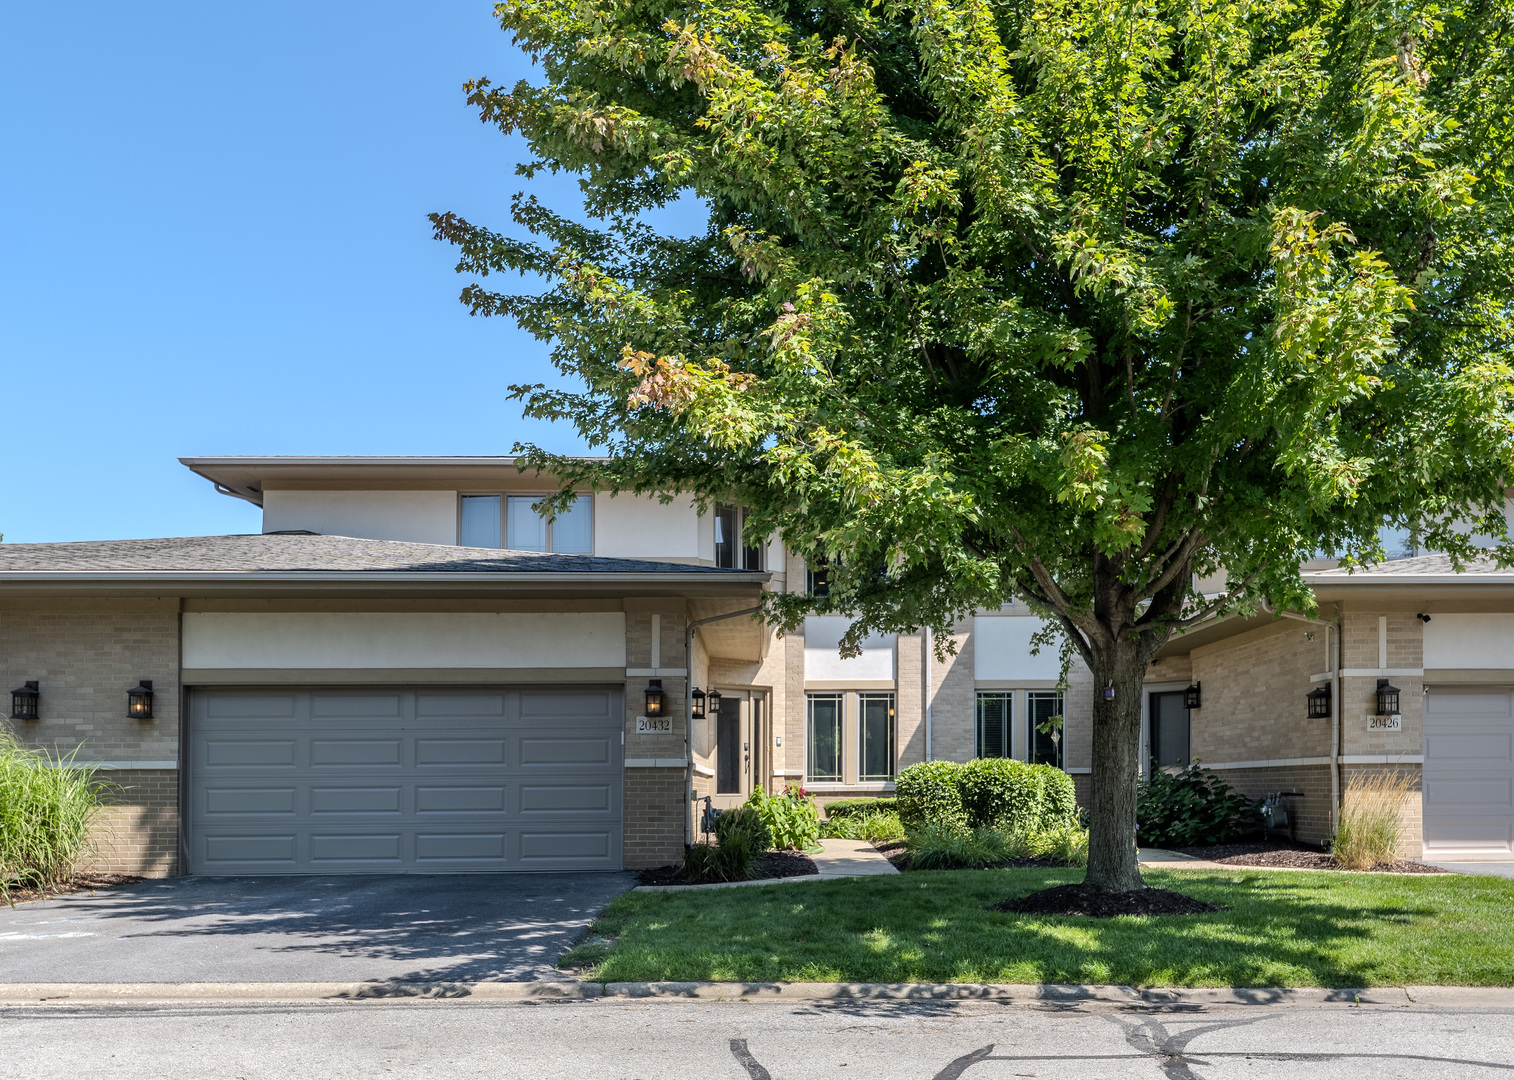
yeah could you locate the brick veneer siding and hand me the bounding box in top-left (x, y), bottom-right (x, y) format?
top-left (624, 767), bottom-right (687, 868)
top-left (1, 602), bottom-right (182, 877)
top-left (1206, 764), bottom-right (1334, 847)
top-left (929, 619), bottom-right (976, 762)
top-left (93, 768), bottom-right (180, 875)
top-left (1342, 762), bottom-right (1424, 860)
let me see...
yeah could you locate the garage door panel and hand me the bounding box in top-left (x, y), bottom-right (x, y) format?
top-left (190, 687), bottom-right (622, 874)
top-left (520, 736), bottom-right (613, 767)
top-left (204, 834), bottom-right (299, 865)
top-left (521, 784), bottom-right (613, 813)
top-left (205, 787), bottom-right (299, 815)
top-left (1423, 686), bottom-right (1514, 857)
top-left (415, 786), bottom-right (507, 813)
top-left (311, 739), bottom-right (403, 766)
top-left (416, 692), bottom-right (508, 717)
top-left (520, 831), bottom-right (612, 861)
top-left (205, 739), bottom-right (298, 767)
top-left (415, 738), bottom-right (506, 765)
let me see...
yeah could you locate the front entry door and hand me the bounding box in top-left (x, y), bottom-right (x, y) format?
top-left (1149, 691), bottom-right (1191, 768)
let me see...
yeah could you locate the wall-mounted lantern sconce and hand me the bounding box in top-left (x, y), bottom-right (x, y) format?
top-left (707, 688), bottom-right (723, 713)
top-left (644, 679), bottom-right (666, 718)
top-left (690, 687), bottom-right (706, 720)
top-left (1183, 683), bottom-right (1202, 710)
top-left (1307, 683), bottom-right (1332, 719)
top-left (10, 681), bottom-right (40, 721)
top-left (128, 680), bottom-right (155, 720)
top-left (1376, 678), bottom-right (1401, 716)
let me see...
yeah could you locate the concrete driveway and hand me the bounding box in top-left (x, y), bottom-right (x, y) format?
top-left (0, 872), bottom-right (634, 984)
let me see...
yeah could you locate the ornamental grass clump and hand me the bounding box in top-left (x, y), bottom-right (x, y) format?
top-left (0, 733), bottom-right (107, 902)
top-left (1333, 769), bottom-right (1415, 870)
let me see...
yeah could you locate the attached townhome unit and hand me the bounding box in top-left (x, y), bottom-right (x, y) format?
top-left (3, 455), bottom-right (1513, 876)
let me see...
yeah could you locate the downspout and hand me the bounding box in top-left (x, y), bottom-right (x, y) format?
top-left (924, 626), bottom-right (933, 761)
top-left (683, 606), bottom-right (762, 846)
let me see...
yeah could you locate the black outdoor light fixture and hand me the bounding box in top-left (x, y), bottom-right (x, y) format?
top-left (10, 681), bottom-right (40, 721)
top-left (1183, 683), bottom-right (1202, 710)
top-left (644, 679), bottom-right (666, 718)
top-left (1376, 678), bottom-right (1401, 716)
top-left (690, 687), bottom-right (707, 720)
top-left (707, 688), bottom-right (723, 714)
top-left (127, 680), bottom-right (155, 720)
top-left (1307, 683), bottom-right (1333, 719)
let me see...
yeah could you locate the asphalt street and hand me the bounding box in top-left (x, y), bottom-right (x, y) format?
top-left (6, 998), bottom-right (1514, 1079)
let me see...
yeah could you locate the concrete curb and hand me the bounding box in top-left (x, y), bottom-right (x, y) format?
top-left (5, 981), bottom-right (1514, 1008)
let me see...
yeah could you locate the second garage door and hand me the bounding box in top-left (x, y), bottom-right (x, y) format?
top-left (188, 686), bottom-right (623, 874)
top-left (1423, 686), bottom-right (1514, 857)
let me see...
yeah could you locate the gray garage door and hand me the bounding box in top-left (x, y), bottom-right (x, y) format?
top-left (1423, 686), bottom-right (1514, 857)
top-left (188, 687), bottom-right (623, 874)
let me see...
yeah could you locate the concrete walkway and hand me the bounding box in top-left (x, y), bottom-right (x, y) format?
top-left (633, 839), bottom-right (899, 892)
top-left (1138, 847), bottom-right (1231, 870)
top-left (1422, 858), bottom-right (1514, 879)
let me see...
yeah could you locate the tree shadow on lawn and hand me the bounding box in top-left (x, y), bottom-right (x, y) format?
top-left (595, 868), bottom-right (1510, 987)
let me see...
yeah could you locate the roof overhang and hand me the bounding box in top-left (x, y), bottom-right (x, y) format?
top-left (180, 456), bottom-right (607, 507)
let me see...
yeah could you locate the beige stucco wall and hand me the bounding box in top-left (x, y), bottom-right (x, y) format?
top-left (262, 489), bottom-right (459, 544)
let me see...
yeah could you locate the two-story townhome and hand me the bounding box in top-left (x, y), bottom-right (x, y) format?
top-left (3, 454), bottom-right (1512, 875)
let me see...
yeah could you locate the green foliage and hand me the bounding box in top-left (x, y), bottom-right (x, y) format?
top-left (904, 822), bottom-right (1089, 869)
top-left (1137, 763), bottom-right (1262, 847)
top-left (819, 810), bottom-right (905, 842)
top-left (894, 761), bottom-right (967, 832)
top-left (0, 733), bottom-right (107, 902)
top-left (823, 797), bottom-right (898, 821)
top-left (898, 759), bottom-right (1076, 835)
top-left (435, 0), bottom-right (1514, 876)
top-left (1332, 769), bottom-right (1415, 869)
top-left (745, 784), bottom-right (820, 850)
top-left (680, 804), bottom-right (773, 882)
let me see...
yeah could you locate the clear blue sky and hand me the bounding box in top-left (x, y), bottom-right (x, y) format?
top-left (3, 2), bottom-right (674, 543)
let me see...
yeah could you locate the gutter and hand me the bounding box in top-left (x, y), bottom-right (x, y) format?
top-left (682, 605), bottom-right (763, 846)
top-left (0, 570), bottom-right (770, 585)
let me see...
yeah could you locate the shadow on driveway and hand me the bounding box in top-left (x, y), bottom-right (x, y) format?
top-left (0, 872), bottom-right (635, 984)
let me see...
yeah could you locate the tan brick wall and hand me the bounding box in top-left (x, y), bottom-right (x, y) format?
top-left (2, 602), bottom-right (182, 877)
top-left (1188, 620), bottom-right (1333, 764)
top-left (1340, 611), bottom-right (1423, 760)
top-left (93, 768), bottom-right (179, 875)
top-left (1207, 764), bottom-right (1334, 847)
top-left (896, 631), bottom-right (925, 770)
top-left (1341, 762), bottom-right (1424, 860)
top-left (929, 619), bottom-right (976, 762)
top-left (624, 767), bottom-right (687, 868)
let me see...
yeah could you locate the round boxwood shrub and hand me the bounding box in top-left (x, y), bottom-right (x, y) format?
top-left (823, 797), bottom-right (898, 820)
top-left (897, 759), bottom-right (1077, 834)
top-left (894, 761), bottom-right (967, 831)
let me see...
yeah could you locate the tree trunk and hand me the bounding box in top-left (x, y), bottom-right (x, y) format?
top-left (1083, 640), bottom-right (1150, 893)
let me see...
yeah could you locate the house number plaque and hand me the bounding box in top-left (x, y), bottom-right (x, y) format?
top-left (1367, 715), bottom-right (1402, 732)
top-left (636, 716), bottom-right (673, 734)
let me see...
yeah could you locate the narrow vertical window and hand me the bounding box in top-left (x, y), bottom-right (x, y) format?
top-left (506, 496), bottom-right (548, 552)
top-left (459, 495), bottom-right (501, 548)
top-left (1028, 691), bottom-right (1065, 769)
top-left (551, 495), bottom-right (592, 553)
top-left (858, 692), bottom-right (896, 781)
top-left (806, 693), bottom-right (842, 782)
top-left (976, 692), bottom-right (1012, 758)
top-left (714, 504), bottom-right (737, 568)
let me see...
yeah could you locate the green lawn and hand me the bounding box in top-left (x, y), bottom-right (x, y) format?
top-left (564, 868), bottom-right (1514, 987)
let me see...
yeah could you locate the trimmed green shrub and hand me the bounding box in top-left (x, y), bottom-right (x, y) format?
top-left (894, 761), bottom-right (967, 831)
top-left (823, 797), bottom-right (898, 821)
top-left (906, 824), bottom-right (1016, 870)
top-left (745, 785), bottom-right (820, 850)
top-left (679, 804), bottom-right (772, 882)
top-left (1137, 762), bottom-right (1261, 847)
top-left (897, 759), bottom-right (1076, 834)
top-left (0, 733), bottom-right (108, 902)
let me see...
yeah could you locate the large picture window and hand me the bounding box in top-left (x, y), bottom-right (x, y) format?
top-left (976, 692), bottom-right (1012, 759)
top-left (1028, 691), bottom-right (1065, 769)
top-left (459, 494), bottom-right (592, 553)
top-left (806, 693), bottom-right (843, 782)
top-left (858, 693), bottom-right (896, 781)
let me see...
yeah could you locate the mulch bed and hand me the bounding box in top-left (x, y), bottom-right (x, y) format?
top-left (4, 872), bottom-right (143, 906)
top-left (995, 883), bottom-right (1225, 918)
top-left (1174, 840), bottom-right (1447, 874)
top-left (636, 850), bottom-right (819, 887)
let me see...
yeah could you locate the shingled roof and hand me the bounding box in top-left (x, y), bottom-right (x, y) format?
top-left (0, 533), bottom-right (754, 577)
top-left (1304, 553), bottom-right (1513, 579)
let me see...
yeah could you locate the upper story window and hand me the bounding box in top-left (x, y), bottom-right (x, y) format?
top-left (458, 494), bottom-right (592, 554)
top-left (714, 504), bottom-right (762, 570)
